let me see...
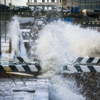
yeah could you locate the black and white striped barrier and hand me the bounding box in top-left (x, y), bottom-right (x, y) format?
top-left (2, 56), bottom-right (100, 73)
top-left (22, 32), bottom-right (30, 37)
top-left (16, 57), bottom-right (100, 65)
top-left (16, 57), bottom-right (32, 63)
top-left (74, 57), bottom-right (100, 65)
top-left (63, 65), bottom-right (100, 72)
top-left (15, 57), bottom-right (100, 73)
top-left (0, 63), bottom-right (41, 72)
top-left (22, 32), bottom-right (34, 37)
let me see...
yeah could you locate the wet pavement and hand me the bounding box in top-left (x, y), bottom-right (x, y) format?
top-left (0, 73), bottom-right (100, 100)
top-left (0, 78), bottom-right (49, 100)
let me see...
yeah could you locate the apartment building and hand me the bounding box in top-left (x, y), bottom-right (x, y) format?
top-left (26, 0), bottom-right (79, 11)
top-left (26, 0), bottom-right (62, 11)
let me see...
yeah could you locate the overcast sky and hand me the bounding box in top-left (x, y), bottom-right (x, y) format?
top-left (1, 0), bottom-right (27, 6)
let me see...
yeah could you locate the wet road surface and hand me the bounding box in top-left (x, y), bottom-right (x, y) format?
top-left (0, 78), bottom-right (49, 100)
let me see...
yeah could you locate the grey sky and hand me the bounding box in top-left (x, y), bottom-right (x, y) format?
top-left (1, 0), bottom-right (27, 6)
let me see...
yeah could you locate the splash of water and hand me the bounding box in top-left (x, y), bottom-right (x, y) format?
top-left (49, 75), bottom-right (85, 100)
top-left (9, 17), bottom-right (100, 100)
top-left (35, 20), bottom-right (88, 100)
top-left (8, 19), bottom-right (20, 53)
top-left (8, 19), bottom-right (27, 57)
top-left (18, 33), bottom-right (27, 57)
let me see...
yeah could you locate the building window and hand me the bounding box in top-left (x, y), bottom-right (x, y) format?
top-left (45, 7), bottom-right (47, 10)
top-left (60, 0), bottom-right (61, 3)
top-left (37, 0), bottom-right (42, 2)
top-left (49, 0), bottom-right (51, 2)
top-left (29, 0), bottom-right (31, 2)
top-left (45, 0), bottom-right (47, 2)
top-left (48, 7), bottom-right (52, 10)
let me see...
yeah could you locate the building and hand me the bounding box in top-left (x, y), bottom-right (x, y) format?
top-left (26, 0), bottom-right (62, 11)
top-left (79, 0), bottom-right (100, 11)
top-left (26, 0), bottom-right (79, 11)
top-left (62, 0), bottom-right (79, 9)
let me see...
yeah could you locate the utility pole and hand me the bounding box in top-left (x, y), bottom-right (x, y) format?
top-left (0, 0), bottom-right (1, 55)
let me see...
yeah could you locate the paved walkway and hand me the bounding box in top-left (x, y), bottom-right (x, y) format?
top-left (0, 78), bottom-right (49, 100)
